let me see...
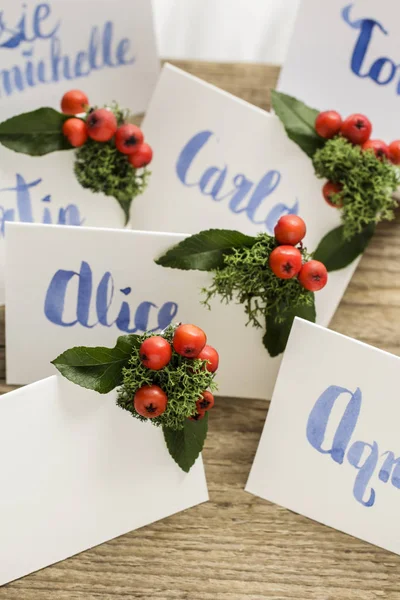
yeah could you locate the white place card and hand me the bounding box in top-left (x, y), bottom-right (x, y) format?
top-left (278, 0), bottom-right (400, 141)
top-left (0, 0), bottom-right (159, 120)
top-left (0, 0), bottom-right (160, 304)
top-left (0, 375), bottom-right (208, 586)
top-left (5, 222), bottom-right (278, 399)
top-left (129, 64), bottom-right (360, 335)
top-left (246, 318), bottom-right (400, 556)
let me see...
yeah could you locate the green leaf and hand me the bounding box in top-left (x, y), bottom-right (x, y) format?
top-left (313, 223), bottom-right (375, 272)
top-left (51, 335), bottom-right (140, 394)
top-left (155, 229), bottom-right (256, 271)
top-left (263, 297), bottom-right (316, 357)
top-left (163, 414), bottom-right (208, 473)
top-left (271, 90), bottom-right (325, 159)
top-left (0, 108), bottom-right (73, 156)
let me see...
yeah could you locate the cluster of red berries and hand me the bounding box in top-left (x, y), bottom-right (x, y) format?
top-left (269, 215), bottom-right (328, 292)
top-left (315, 110), bottom-right (400, 209)
top-left (60, 89), bottom-right (153, 169)
top-left (134, 324), bottom-right (219, 422)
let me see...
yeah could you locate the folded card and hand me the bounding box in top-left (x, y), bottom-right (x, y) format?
top-left (278, 0), bottom-right (399, 140)
top-left (5, 222), bottom-right (278, 398)
top-left (0, 0), bottom-right (159, 120)
top-left (0, 375), bottom-right (208, 586)
top-left (129, 64), bottom-right (359, 332)
top-left (0, 0), bottom-right (160, 304)
top-left (246, 318), bottom-right (400, 556)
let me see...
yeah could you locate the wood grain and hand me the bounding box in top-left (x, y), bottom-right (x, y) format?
top-left (1, 60), bottom-right (400, 600)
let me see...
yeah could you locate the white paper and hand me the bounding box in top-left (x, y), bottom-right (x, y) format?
top-left (0, 375), bottom-right (208, 586)
top-left (5, 222), bottom-right (279, 399)
top-left (129, 64), bottom-right (359, 334)
top-left (278, 0), bottom-right (400, 141)
top-left (0, 0), bottom-right (159, 120)
top-left (0, 0), bottom-right (160, 304)
top-left (246, 318), bottom-right (400, 556)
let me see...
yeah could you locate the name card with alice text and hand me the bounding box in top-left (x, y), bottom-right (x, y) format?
top-left (246, 318), bottom-right (400, 556)
top-left (278, 0), bottom-right (400, 141)
top-left (0, 0), bottom-right (160, 303)
top-left (5, 222), bottom-right (277, 399)
top-left (129, 64), bottom-right (359, 333)
top-left (0, 375), bottom-right (208, 586)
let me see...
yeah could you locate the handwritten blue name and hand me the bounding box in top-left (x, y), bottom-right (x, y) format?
top-left (342, 4), bottom-right (400, 93)
top-left (176, 130), bottom-right (299, 233)
top-left (307, 385), bottom-right (400, 508)
top-left (0, 173), bottom-right (83, 235)
top-left (0, 3), bottom-right (135, 98)
top-left (44, 260), bottom-right (178, 333)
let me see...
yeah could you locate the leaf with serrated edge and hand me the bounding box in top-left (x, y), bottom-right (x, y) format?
top-left (163, 414), bottom-right (208, 472)
top-left (313, 224), bottom-right (375, 272)
top-left (0, 107), bottom-right (73, 156)
top-left (51, 335), bottom-right (140, 394)
top-left (271, 90), bottom-right (325, 159)
top-left (155, 229), bottom-right (256, 271)
top-left (263, 297), bottom-right (316, 357)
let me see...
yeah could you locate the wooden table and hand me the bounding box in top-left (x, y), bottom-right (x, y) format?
top-left (1, 60), bottom-right (400, 600)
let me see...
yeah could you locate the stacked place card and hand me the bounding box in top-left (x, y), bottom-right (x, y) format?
top-left (5, 222), bottom-right (273, 398)
top-left (247, 318), bottom-right (400, 556)
top-left (0, 375), bottom-right (208, 585)
top-left (0, 0), bottom-right (160, 303)
top-left (278, 0), bottom-right (400, 140)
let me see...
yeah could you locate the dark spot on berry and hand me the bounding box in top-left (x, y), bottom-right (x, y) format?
top-left (283, 262), bottom-right (293, 273)
top-left (88, 115), bottom-right (98, 126)
top-left (199, 400), bottom-right (210, 410)
top-left (184, 347), bottom-right (195, 355)
top-left (356, 120), bottom-right (365, 130)
top-left (125, 135), bottom-right (139, 147)
top-left (140, 353), bottom-right (148, 361)
top-left (312, 274), bottom-right (321, 281)
top-left (145, 403), bottom-right (157, 414)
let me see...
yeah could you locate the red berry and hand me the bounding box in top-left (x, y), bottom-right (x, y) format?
top-left (315, 111), bottom-right (342, 139)
top-left (197, 345), bottom-right (219, 373)
top-left (196, 391), bottom-right (215, 412)
top-left (274, 215), bottom-right (306, 246)
top-left (269, 246), bottom-right (302, 279)
top-left (388, 140), bottom-right (400, 165)
top-left (322, 181), bottom-right (343, 208)
top-left (139, 336), bottom-right (172, 370)
top-left (61, 90), bottom-right (89, 115)
top-left (362, 139), bottom-right (389, 160)
top-left (128, 143), bottom-right (153, 168)
top-left (134, 385), bottom-right (167, 418)
top-left (62, 118), bottom-right (88, 148)
top-left (340, 114), bottom-right (372, 145)
top-left (115, 124), bottom-right (144, 155)
top-left (189, 410), bottom-right (206, 421)
top-left (298, 260), bottom-right (328, 292)
top-left (86, 108), bottom-right (117, 142)
top-left (173, 324), bottom-right (207, 358)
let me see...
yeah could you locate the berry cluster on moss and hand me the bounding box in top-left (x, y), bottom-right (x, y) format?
top-left (117, 326), bottom-right (217, 430)
top-left (73, 103), bottom-right (150, 222)
top-left (313, 137), bottom-right (399, 239)
top-left (202, 233), bottom-right (314, 328)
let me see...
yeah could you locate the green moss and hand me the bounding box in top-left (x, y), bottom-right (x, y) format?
top-left (202, 233), bottom-right (313, 328)
top-left (117, 326), bottom-right (217, 431)
top-left (74, 139), bottom-right (150, 205)
top-left (313, 137), bottom-right (399, 239)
